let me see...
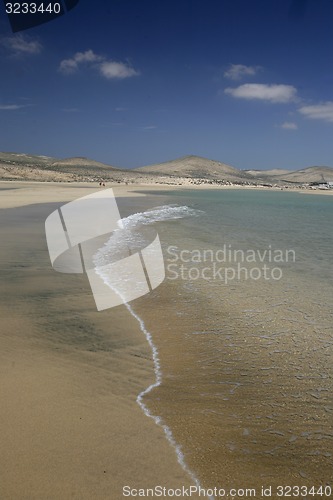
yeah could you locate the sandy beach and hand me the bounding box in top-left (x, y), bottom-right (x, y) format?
top-left (1, 0), bottom-right (332, 495)
top-left (0, 182), bottom-right (199, 499)
top-left (1, 181), bottom-right (332, 500)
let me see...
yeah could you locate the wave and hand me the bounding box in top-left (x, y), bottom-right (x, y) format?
top-left (93, 204), bottom-right (211, 496)
top-left (93, 204), bottom-right (202, 278)
top-left (118, 204), bottom-right (203, 230)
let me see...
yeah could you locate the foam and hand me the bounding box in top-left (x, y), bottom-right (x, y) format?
top-left (118, 204), bottom-right (203, 230)
top-left (93, 204), bottom-right (211, 497)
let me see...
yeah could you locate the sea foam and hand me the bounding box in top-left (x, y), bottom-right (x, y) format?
top-left (93, 204), bottom-right (211, 496)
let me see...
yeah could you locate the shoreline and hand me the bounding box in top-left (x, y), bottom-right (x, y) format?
top-left (0, 186), bottom-right (199, 499)
top-left (127, 190), bottom-right (332, 494)
top-left (1, 182), bottom-right (332, 498)
top-left (0, 180), bottom-right (332, 211)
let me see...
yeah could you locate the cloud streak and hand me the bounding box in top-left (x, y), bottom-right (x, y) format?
top-left (298, 101), bottom-right (333, 123)
top-left (281, 121), bottom-right (298, 130)
top-left (224, 83), bottom-right (297, 103)
top-left (1, 34), bottom-right (42, 55)
top-left (59, 50), bottom-right (103, 73)
top-left (0, 103), bottom-right (29, 110)
top-left (224, 64), bottom-right (260, 80)
top-left (99, 61), bottom-right (139, 79)
top-left (59, 50), bottom-right (139, 80)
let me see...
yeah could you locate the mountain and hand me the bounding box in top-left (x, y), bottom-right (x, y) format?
top-left (135, 155), bottom-right (248, 180)
top-left (272, 166), bottom-right (333, 184)
top-left (0, 151), bottom-right (332, 186)
top-left (49, 157), bottom-right (118, 170)
top-left (0, 152), bottom-right (120, 181)
top-left (0, 151), bottom-right (57, 166)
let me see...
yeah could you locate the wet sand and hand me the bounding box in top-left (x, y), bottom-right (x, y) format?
top-left (133, 280), bottom-right (332, 495)
top-left (1, 182), bottom-right (332, 500)
top-left (129, 201), bottom-right (333, 499)
top-left (0, 183), bottom-right (198, 499)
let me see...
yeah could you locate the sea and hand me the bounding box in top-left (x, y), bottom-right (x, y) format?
top-left (95, 188), bottom-right (333, 496)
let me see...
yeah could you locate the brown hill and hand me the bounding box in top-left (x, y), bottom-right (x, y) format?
top-left (135, 155), bottom-right (248, 180)
top-left (0, 152), bottom-right (121, 182)
top-left (1, 151), bottom-right (332, 186)
top-left (273, 166), bottom-right (333, 184)
top-left (0, 151), bottom-right (57, 166)
top-left (50, 157), bottom-right (118, 170)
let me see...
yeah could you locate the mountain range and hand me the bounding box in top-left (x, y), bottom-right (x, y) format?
top-left (0, 152), bottom-right (332, 185)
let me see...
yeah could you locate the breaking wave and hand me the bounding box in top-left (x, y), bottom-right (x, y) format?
top-left (93, 204), bottom-right (209, 495)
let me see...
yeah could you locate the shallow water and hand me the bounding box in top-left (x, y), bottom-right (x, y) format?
top-left (94, 188), bottom-right (333, 495)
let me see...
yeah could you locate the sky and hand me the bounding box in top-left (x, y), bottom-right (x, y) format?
top-left (0, 0), bottom-right (332, 170)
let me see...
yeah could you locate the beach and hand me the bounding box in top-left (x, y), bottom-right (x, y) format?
top-left (0, 182), bottom-right (332, 499)
top-left (0, 182), bottom-right (200, 499)
top-left (132, 187), bottom-right (333, 495)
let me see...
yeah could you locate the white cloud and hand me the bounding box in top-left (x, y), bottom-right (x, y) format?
top-left (59, 59), bottom-right (78, 73)
top-left (224, 83), bottom-right (297, 103)
top-left (1, 34), bottom-right (42, 55)
top-left (298, 101), bottom-right (333, 123)
top-left (59, 50), bottom-right (103, 73)
top-left (141, 125), bottom-right (157, 130)
top-left (281, 121), bottom-right (298, 130)
top-left (59, 50), bottom-right (139, 80)
top-left (99, 61), bottom-right (139, 79)
top-left (74, 50), bottom-right (102, 64)
top-left (224, 64), bottom-right (260, 80)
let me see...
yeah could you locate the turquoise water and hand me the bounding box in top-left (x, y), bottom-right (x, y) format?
top-left (158, 189), bottom-right (333, 285)
top-left (135, 188), bottom-right (333, 490)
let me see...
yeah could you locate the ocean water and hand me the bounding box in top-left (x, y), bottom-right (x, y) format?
top-left (95, 189), bottom-right (333, 494)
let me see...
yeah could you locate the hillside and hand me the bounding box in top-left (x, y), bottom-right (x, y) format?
top-left (49, 157), bottom-right (118, 170)
top-left (272, 166), bottom-right (333, 184)
top-left (0, 152), bottom-right (121, 182)
top-left (0, 151), bottom-right (57, 166)
top-left (0, 151), bottom-right (332, 187)
top-left (135, 155), bottom-right (249, 180)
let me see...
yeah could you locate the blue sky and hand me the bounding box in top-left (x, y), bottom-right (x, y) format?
top-left (0, 0), bottom-right (332, 170)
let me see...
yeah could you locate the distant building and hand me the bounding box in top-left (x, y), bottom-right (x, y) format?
top-left (309, 181), bottom-right (333, 190)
